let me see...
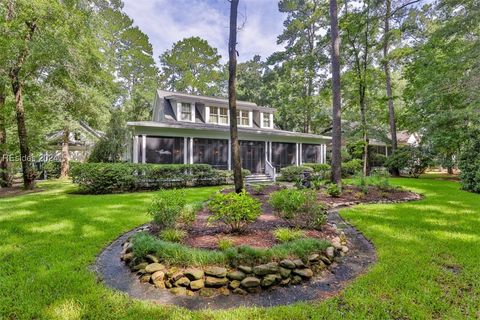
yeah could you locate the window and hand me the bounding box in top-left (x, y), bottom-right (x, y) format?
top-left (237, 110), bottom-right (250, 126)
top-left (209, 107), bottom-right (219, 123)
top-left (180, 102), bottom-right (192, 121)
top-left (262, 113), bottom-right (271, 128)
top-left (209, 106), bottom-right (229, 125)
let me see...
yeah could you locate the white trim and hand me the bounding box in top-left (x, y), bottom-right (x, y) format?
top-left (141, 135), bottom-right (146, 163)
top-left (248, 111), bottom-right (253, 127)
top-left (269, 113), bottom-right (274, 129)
top-left (260, 112), bottom-right (264, 128)
top-left (205, 106), bottom-right (210, 124)
top-left (189, 137), bottom-right (194, 164)
top-left (133, 136), bottom-right (139, 163)
top-left (183, 137), bottom-right (188, 164)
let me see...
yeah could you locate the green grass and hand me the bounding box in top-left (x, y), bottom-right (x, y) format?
top-left (132, 231), bottom-right (329, 267)
top-left (1, 177), bottom-right (479, 319)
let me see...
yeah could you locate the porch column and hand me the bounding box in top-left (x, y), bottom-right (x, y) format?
top-left (183, 137), bottom-right (188, 164)
top-left (268, 141), bottom-right (272, 162)
top-left (295, 143), bottom-right (299, 166)
top-left (228, 138), bottom-right (232, 170)
top-left (322, 144), bottom-right (327, 164)
top-left (133, 136), bottom-right (139, 163)
top-left (189, 137), bottom-right (194, 164)
top-left (299, 143), bottom-right (303, 165)
top-left (141, 135), bottom-right (146, 164)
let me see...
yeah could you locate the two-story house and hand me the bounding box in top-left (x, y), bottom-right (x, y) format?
top-left (127, 90), bottom-right (331, 180)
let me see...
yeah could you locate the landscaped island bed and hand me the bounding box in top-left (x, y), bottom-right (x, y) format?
top-left (109, 181), bottom-right (420, 301)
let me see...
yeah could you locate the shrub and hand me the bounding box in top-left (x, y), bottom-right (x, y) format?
top-left (42, 161), bottom-right (61, 179)
top-left (208, 190), bottom-right (262, 233)
top-left (458, 130), bottom-right (480, 193)
top-left (218, 238), bottom-right (234, 251)
top-left (303, 163), bottom-right (331, 180)
top-left (278, 165), bottom-right (313, 182)
top-left (367, 170), bottom-right (392, 191)
top-left (70, 163), bottom-right (227, 194)
top-left (326, 183), bottom-right (341, 197)
top-left (249, 184), bottom-right (267, 195)
top-left (269, 188), bottom-right (327, 229)
top-left (148, 189), bottom-right (187, 229)
top-left (178, 202), bottom-right (202, 227)
top-left (342, 159), bottom-right (363, 178)
top-left (384, 146), bottom-right (432, 178)
top-left (159, 229), bottom-right (187, 243)
top-left (273, 228), bottom-right (305, 243)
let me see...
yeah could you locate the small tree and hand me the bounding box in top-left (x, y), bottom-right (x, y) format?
top-left (88, 110), bottom-right (127, 163)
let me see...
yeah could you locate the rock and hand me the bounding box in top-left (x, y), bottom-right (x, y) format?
top-left (279, 267), bottom-right (292, 279)
top-left (165, 281), bottom-right (172, 289)
top-left (332, 241), bottom-right (343, 250)
top-left (238, 265), bottom-right (252, 274)
top-left (279, 259), bottom-right (296, 269)
top-left (232, 288), bottom-right (247, 295)
top-left (246, 287), bottom-right (261, 294)
top-left (184, 268), bottom-right (204, 281)
top-left (131, 262), bottom-right (148, 271)
top-left (186, 290), bottom-right (195, 296)
top-left (292, 259), bottom-right (305, 268)
top-left (240, 276), bottom-right (261, 288)
top-left (169, 271), bottom-right (184, 282)
top-left (139, 274), bottom-right (151, 283)
top-left (170, 287), bottom-right (186, 295)
top-left (319, 255), bottom-right (332, 265)
top-left (199, 288), bottom-right (217, 297)
top-left (151, 271), bottom-right (165, 281)
top-left (293, 268), bottom-right (313, 278)
top-left (189, 279), bottom-right (205, 290)
top-left (227, 270), bottom-right (246, 281)
top-left (204, 266), bottom-right (227, 278)
top-left (145, 254), bottom-right (159, 263)
top-left (153, 278), bottom-right (166, 288)
top-left (123, 252), bottom-right (134, 262)
top-left (261, 274), bottom-right (281, 287)
top-left (341, 246), bottom-right (349, 253)
top-left (253, 262), bottom-right (279, 276)
top-left (174, 277), bottom-right (190, 287)
top-left (311, 262), bottom-right (326, 273)
top-left (219, 287), bottom-right (230, 296)
top-left (205, 276), bottom-right (229, 287)
top-left (166, 267), bottom-right (180, 278)
top-left (326, 247), bottom-right (335, 260)
top-left (229, 280), bottom-right (241, 290)
top-left (308, 254), bottom-right (320, 263)
top-left (291, 275), bottom-right (303, 285)
top-left (280, 278), bottom-right (291, 286)
top-left (136, 269), bottom-right (147, 275)
top-left (145, 263), bottom-right (165, 274)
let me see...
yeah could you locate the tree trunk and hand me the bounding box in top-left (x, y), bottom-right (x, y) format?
top-left (383, 0), bottom-right (399, 176)
top-left (9, 21), bottom-right (37, 190)
top-left (0, 84), bottom-right (12, 188)
top-left (329, 0), bottom-right (342, 186)
top-left (60, 126), bottom-right (70, 177)
top-left (228, 0), bottom-right (243, 193)
top-left (359, 90), bottom-right (369, 176)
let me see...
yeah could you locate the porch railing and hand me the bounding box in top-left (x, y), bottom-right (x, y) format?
top-left (265, 159), bottom-right (276, 182)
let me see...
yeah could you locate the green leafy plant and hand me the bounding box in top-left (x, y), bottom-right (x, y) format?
top-left (273, 228), bottom-right (305, 243)
top-left (148, 189), bottom-right (187, 229)
top-left (249, 184), bottom-right (267, 195)
top-left (179, 202), bottom-right (202, 227)
top-left (269, 189), bottom-right (327, 229)
top-left (326, 183), bottom-right (341, 197)
top-left (303, 163), bottom-right (331, 180)
top-left (278, 165), bottom-right (313, 182)
top-left (217, 238), bottom-right (234, 251)
top-left (208, 190), bottom-right (262, 233)
top-left (341, 159), bottom-right (363, 178)
top-left (385, 146), bottom-right (432, 178)
top-left (159, 229), bottom-right (187, 243)
top-left (458, 130), bottom-right (480, 193)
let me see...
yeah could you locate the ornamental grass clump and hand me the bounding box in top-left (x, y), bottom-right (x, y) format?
top-left (207, 190), bottom-right (262, 233)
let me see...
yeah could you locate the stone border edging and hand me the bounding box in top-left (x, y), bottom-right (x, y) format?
top-left (92, 210), bottom-right (377, 310)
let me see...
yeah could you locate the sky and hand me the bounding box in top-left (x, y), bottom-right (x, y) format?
top-left (122, 0), bottom-right (287, 63)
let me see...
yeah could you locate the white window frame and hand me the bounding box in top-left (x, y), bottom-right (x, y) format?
top-left (236, 109), bottom-right (251, 127)
top-left (261, 112), bottom-right (273, 129)
top-left (177, 102), bottom-right (195, 122)
top-left (207, 106), bottom-right (229, 125)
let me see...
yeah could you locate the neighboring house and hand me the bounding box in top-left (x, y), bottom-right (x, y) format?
top-left (42, 121), bottom-right (104, 162)
top-left (126, 90), bottom-right (331, 180)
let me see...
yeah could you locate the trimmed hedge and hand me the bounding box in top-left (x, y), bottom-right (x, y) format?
top-left (278, 165), bottom-right (313, 182)
top-left (70, 163), bottom-right (228, 194)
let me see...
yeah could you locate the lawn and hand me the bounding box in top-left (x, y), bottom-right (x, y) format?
top-left (0, 177), bottom-right (479, 319)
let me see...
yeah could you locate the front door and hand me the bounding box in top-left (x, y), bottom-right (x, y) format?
top-left (240, 141), bottom-right (264, 174)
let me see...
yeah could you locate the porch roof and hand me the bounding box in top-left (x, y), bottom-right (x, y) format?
top-left (127, 121), bottom-right (331, 144)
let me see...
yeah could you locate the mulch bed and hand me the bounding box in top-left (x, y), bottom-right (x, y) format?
top-left (177, 184), bottom-right (419, 250)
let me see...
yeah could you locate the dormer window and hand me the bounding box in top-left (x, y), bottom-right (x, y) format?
top-left (179, 102), bottom-right (194, 122)
top-left (209, 106), bottom-right (228, 125)
top-left (237, 110), bottom-right (250, 126)
top-left (262, 113), bottom-right (272, 128)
